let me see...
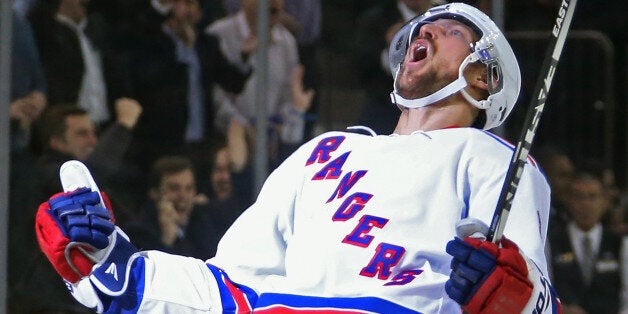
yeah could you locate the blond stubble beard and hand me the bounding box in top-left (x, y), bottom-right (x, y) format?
top-left (395, 63), bottom-right (456, 100)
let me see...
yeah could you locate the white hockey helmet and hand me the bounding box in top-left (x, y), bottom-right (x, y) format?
top-left (388, 3), bottom-right (521, 130)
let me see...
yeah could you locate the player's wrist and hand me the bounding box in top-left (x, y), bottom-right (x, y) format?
top-left (519, 257), bottom-right (562, 313)
top-left (89, 227), bottom-right (139, 296)
top-left (61, 228), bottom-right (139, 313)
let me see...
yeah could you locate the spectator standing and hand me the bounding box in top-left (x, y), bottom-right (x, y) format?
top-left (549, 169), bottom-right (624, 313)
top-left (28, 0), bottom-right (131, 128)
top-left (223, 0), bottom-right (322, 140)
top-left (206, 0), bottom-right (315, 169)
top-left (125, 0), bottom-right (252, 193)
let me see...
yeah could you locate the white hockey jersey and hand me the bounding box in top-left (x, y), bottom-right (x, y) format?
top-left (101, 128), bottom-right (554, 313)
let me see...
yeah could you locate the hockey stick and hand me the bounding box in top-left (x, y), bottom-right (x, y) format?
top-left (487, 0), bottom-right (578, 243)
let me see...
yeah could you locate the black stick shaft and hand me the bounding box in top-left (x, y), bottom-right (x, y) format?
top-left (487, 0), bottom-right (578, 243)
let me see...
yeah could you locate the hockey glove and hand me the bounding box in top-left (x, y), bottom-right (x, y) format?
top-left (445, 235), bottom-right (533, 314)
top-left (35, 187), bottom-right (115, 283)
top-left (35, 161), bottom-right (139, 312)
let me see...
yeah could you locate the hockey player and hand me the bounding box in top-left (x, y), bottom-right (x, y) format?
top-left (35, 3), bottom-right (562, 313)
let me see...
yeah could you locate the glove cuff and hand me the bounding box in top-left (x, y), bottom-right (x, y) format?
top-left (89, 227), bottom-right (139, 296)
top-left (520, 259), bottom-right (562, 313)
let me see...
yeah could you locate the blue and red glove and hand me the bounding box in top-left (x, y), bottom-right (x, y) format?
top-left (445, 236), bottom-right (533, 314)
top-left (35, 187), bottom-right (115, 283)
top-left (35, 160), bottom-right (139, 312)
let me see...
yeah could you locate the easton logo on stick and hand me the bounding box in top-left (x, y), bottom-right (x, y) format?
top-left (552, 0), bottom-right (570, 37)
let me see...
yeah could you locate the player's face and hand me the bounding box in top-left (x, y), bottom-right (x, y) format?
top-left (60, 115), bottom-right (98, 161)
top-left (395, 19), bottom-right (476, 101)
top-left (159, 169), bottom-right (197, 217)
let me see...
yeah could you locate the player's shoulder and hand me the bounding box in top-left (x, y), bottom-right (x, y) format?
top-left (426, 127), bottom-right (505, 148)
top-left (432, 128), bottom-right (541, 169)
top-left (303, 130), bottom-right (372, 146)
top-left (434, 127), bottom-right (507, 143)
top-left (476, 129), bottom-right (541, 169)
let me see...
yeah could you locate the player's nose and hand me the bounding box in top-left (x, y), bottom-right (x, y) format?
top-left (417, 22), bottom-right (442, 40)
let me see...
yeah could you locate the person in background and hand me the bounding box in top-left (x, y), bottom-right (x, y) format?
top-left (123, 155), bottom-right (214, 260)
top-left (10, 103), bottom-right (139, 313)
top-left (125, 0), bottom-right (252, 196)
top-left (28, 0), bottom-right (133, 129)
top-left (222, 0), bottom-right (322, 140)
top-left (206, 0), bottom-right (315, 170)
top-left (549, 167), bottom-right (624, 313)
top-left (34, 101), bottom-right (141, 211)
top-left (535, 145), bottom-right (576, 230)
top-left (195, 139), bottom-right (251, 257)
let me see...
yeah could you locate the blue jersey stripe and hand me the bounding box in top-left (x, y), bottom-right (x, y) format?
top-left (206, 264), bottom-right (259, 312)
top-left (482, 130), bottom-right (516, 151)
top-left (254, 293), bottom-right (421, 314)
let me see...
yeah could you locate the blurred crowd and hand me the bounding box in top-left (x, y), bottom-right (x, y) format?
top-left (5, 0), bottom-right (627, 313)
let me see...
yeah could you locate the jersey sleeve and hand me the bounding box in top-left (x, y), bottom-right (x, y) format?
top-left (79, 138), bottom-right (314, 313)
top-left (462, 131), bottom-right (560, 313)
top-left (94, 250), bottom-right (258, 313)
top-left (463, 131), bottom-right (551, 274)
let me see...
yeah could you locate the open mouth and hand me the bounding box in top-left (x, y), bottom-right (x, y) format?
top-left (410, 45), bottom-right (428, 63)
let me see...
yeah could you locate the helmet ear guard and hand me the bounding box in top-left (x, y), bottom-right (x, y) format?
top-left (388, 3), bottom-right (521, 130)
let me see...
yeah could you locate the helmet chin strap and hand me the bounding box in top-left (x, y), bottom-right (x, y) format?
top-left (390, 52), bottom-right (485, 109)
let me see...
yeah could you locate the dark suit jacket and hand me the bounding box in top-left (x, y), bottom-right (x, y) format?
top-left (549, 224), bottom-right (622, 313)
top-left (123, 200), bottom-right (216, 260)
top-left (29, 9), bottom-right (127, 110)
top-left (125, 9), bottom-right (251, 174)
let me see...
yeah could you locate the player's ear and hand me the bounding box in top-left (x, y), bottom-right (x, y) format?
top-left (464, 64), bottom-right (489, 102)
top-left (467, 64), bottom-right (488, 91)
